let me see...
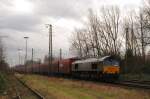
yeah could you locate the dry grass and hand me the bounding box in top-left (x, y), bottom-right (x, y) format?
top-left (16, 74), bottom-right (150, 99)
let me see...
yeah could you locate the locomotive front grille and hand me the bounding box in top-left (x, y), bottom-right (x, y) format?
top-left (103, 66), bottom-right (119, 74)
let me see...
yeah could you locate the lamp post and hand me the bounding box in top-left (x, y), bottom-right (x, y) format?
top-left (24, 36), bottom-right (29, 73)
top-left (18, 48), bottom-right (22, 65)
top-left (46, 24), bottom-right (52, 75)
top-left (31, 48), bottom-right (34, 73)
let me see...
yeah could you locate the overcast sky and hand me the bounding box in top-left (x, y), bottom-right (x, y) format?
top-left (0, 0), bottom-right (142, 66)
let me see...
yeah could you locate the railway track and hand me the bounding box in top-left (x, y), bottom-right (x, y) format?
top-left (123, 80), bottom-right (150, 84)
top-left (16, 76), bottom-right (45, 99)
top-left (12, 83), bottom-right (21, 99)
top-left (8, 75), bottom-right (45, 99)
top-left (65, 77), bottom-right (150, 90)
top-left (114, 80), bottom-right (150, 89)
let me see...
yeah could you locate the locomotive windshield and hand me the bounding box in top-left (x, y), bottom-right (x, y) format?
top-left (103, 59), bottom-right (119, 66)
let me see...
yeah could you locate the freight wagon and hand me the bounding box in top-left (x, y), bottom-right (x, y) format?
top-left (59, 58), bottom-right (77, 76)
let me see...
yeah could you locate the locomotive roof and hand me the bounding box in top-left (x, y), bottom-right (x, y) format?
top-left (72, 56), bottom-right (111, 64)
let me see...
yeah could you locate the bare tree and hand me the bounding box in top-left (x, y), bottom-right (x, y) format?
top-left (88, 9), bottom-right (101, 57)
top-left (71, 6), bottom-right (122, 58)
top-left (71, 29), bottom-right (84, 58)
top-left (0, 39), bottom-right (4, 63)
top-left (0, 39), bottom-right (8, 71)
top-left (70, 2), bottom-right (150, 74)
top-left (122, 11), bottom-right (144, 73)
top-left (142, 0), bottom-right (150, 53)
top-left (123, 11), bottom-right (142, 57)
top-left (100, 6), bottom-right (121, 56)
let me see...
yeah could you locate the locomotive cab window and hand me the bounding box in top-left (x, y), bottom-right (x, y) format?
top-left (92, 63), bottom-right (97, 69)
top-left (103, 60), bottom-right (112, 66)
top-left (112, 60), bottom-right (119, 66)
top-left (103, 59), bottom-right (119, 66)
top-left (75, 64), bottom-right (78, 70)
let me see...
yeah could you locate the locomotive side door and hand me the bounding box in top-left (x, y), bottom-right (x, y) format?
top-left (98, 62), bottom-right (103, 73)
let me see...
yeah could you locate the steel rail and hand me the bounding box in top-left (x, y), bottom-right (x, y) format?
top-left (15, 76), bottom-right (45, 99)
top-left (115, 80), bottom-right (150, 89)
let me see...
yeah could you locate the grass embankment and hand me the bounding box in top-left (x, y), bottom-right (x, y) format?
top-left (17, 74), bottom-right (150, 99)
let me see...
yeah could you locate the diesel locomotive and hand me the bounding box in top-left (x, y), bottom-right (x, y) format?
top-left (72, 56), bottom-right (119, 80)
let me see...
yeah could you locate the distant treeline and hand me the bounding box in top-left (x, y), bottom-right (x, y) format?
top-left (0, 36), bottom-right (9, 72)
top-left (70, 0), bottom-right (150, 74)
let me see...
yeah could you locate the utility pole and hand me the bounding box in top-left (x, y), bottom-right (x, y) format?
top-left (31, 48), bottom-right (34, 73)
top-left (141, 15), bottom-right (145, 64)
top-left (24, 36), bottom-right (29, 73)
top-left (125, 27), bottom-right (129, 73)
top-left (46, 24), bottom-right (52, 75)
top-left (38, 59), bottom-right (41, 74)
top-left (60, 48), bottom-right (62, 60)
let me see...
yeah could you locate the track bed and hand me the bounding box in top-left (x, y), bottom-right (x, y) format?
top-left (2, 74), bottom-right (43, 99)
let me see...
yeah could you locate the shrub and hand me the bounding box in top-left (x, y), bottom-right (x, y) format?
top-left (0, 72), bottom-right (7, 93)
